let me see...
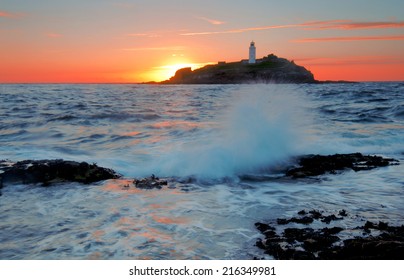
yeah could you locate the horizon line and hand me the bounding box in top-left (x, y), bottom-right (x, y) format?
top-left (1, 80), bottom-right (404, 85)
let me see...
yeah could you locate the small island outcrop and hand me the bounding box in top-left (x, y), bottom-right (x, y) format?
top-left (161, 54), bottom-right (316, 84)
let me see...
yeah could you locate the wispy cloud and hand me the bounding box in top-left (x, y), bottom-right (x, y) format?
top-left (127, 33), bottom-right (148, 37)
top-left (301, 20), bottom-right (404, 30)
top-left (126, 33), bottom-right (160, 38)
top-left (122, 46), bottom-right (186, 51)
top-left (181, 20), bottom-right (404, 36)
top-left (45, 32), bottom-right (63, 38)
top-left (296, 55), bottom-right (403, 66)
top-left (295, 35), bottom-right (404, 43)
top-left (0, 10), bottom-right (23, 18)
top-left (152, 61), bottom-right (216, 71)
top-left (196, 16), bottom-right (225, 25)
top-left (181, 24), bottom-right (296, 36)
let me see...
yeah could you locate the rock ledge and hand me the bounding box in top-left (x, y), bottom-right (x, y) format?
top-left (0, 159), bottom-right (120, 188)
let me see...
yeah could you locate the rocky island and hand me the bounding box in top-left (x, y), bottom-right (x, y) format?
top-left (161, 54), bottom-right (316, 84)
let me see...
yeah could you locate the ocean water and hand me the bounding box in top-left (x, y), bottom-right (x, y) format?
top-left (0, 83), bottom-right (403, 259)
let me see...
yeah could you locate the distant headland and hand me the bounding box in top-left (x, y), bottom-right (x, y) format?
top-left (160, 53), bottom-right (315, 84)
top-left (147, 41), bottom-right (354, 84)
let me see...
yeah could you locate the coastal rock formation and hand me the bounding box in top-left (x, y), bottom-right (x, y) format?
top-left (0, 159), bottom-right (120, 188)
top-left (161, 54), bottom-right (315, 84)
top-left (255, 210), bottom-right (404, 260)
top-left (285, 153), bottom-right (399, 178)
top-left (133, 174), bottom-right (168, 189)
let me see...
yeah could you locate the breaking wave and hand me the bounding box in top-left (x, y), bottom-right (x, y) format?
top-left (138, 85), bottom-right (311, 178)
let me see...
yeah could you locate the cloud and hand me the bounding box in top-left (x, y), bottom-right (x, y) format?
top-left (180, 20), bottom-right (404, 36)
top-left (152, 61), bottom-right (216, 70)
top-left (294, 35), bottom-right (404, 43)
top-left (127, 33), bottom-right (148, 37)
top-left (196, 16), bottom-right (225, 25)
top-left (0, 10), bottom-right (23, 18)
top-left (45, 32), bottom-right (63, 38)
top-left (181, 24), bottom-right (296, 36)
top-left (296, 56), bottom-right (403, 66)
top-left (126, 33), bottom-right (160, 38)
top-left (122, 46), bottom-right (186, 51)
top-left (301, 20), bottom-right (404, 30)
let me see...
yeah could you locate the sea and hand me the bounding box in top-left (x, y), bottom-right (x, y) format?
top-left (0, 83), bottom-right (403, 260)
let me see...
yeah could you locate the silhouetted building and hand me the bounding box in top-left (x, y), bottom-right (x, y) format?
top-left (249, 41), bottom-right (256, 64)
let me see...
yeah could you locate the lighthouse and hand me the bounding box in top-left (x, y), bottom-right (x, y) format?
top-left (249, 41), bottom-right (256, 64)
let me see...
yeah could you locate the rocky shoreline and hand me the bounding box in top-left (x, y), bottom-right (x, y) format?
top-left (285, 153), bottom-right (399, 178)
top-left (1, 154), bottom-right (402, 259)
top-left (253, 153), bottom-right (402, 259)
top-left (255, 209), bottom-right (404, 259)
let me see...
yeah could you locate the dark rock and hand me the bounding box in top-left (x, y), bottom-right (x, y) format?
top-left (338, 239), bottom-right (404, 260)
top-left (284, 228), bottom-right (314, 242)
top-left (276, 216), bottom-right (314, 225)
top-left (263, 230), bottom-right (278, 239)
top-left (277, 218), bottom-right (289, 225)
top-left (255, 238), bottom-right (266, 250)
top-left (255, 212), bottom-right (404, 260)
top-left (0, 159), bottom-right (120, 187)
top-left (264, 242), bottom-right (285, 259)
top-left (255, 222), bottom-right (276, 233)
top-left (286, 153), bottom-right (399, 178)
top-left (362, 221), bottom-right (392, 233)
top-left (321, 227), bottom-right (344, 235)
top-left (294, 216), bottom-right (314, 224)
top-left (303, 234), bottom-right (340, 252)
top-left (339, 209), bottom-right (348, 217)
top-left (276, 209), bottom-right (345, 227)
top-left (321, 214), bottom-right (342, 224)
top-left (133, 175), bottom-right (168, 189)
top-left (309, 209), bottom-right (323, 219)
top-left (292, 250), bottom-right (316, 260)
top-left (378, 221), bottom-right (389, 230)
top-left (364, 221), bottom-right (376, 229)
top-left (298, 210), bottom-right (307, 215)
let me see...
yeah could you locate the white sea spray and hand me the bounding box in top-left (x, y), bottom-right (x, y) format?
top-left (139, 84), bottom-right (312, 178)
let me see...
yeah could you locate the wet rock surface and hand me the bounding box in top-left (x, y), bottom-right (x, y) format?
top-left (0, 159), bottom-right (120, 188)
top-left (133, 174), bottom-right (168, 189)
top-left (255, 210), bottom-right (404, 260)
top-left (286, 153), bottom-right (399, 178)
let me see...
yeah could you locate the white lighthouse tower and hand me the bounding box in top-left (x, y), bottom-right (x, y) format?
top-left (249, 41), bottom-right (256, 64)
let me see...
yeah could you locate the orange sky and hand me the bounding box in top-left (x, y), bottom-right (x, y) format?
top-left (1, 1), bottom-right (403, 83)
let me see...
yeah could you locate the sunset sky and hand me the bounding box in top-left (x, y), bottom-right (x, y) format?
top-left (1, 0), bottom-right (403, 83)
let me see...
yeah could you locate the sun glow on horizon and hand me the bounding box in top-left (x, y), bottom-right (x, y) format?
top-left (142, 61), bottom-right (215, 82)
top-left (1, 1), bottom-right (403, 83)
